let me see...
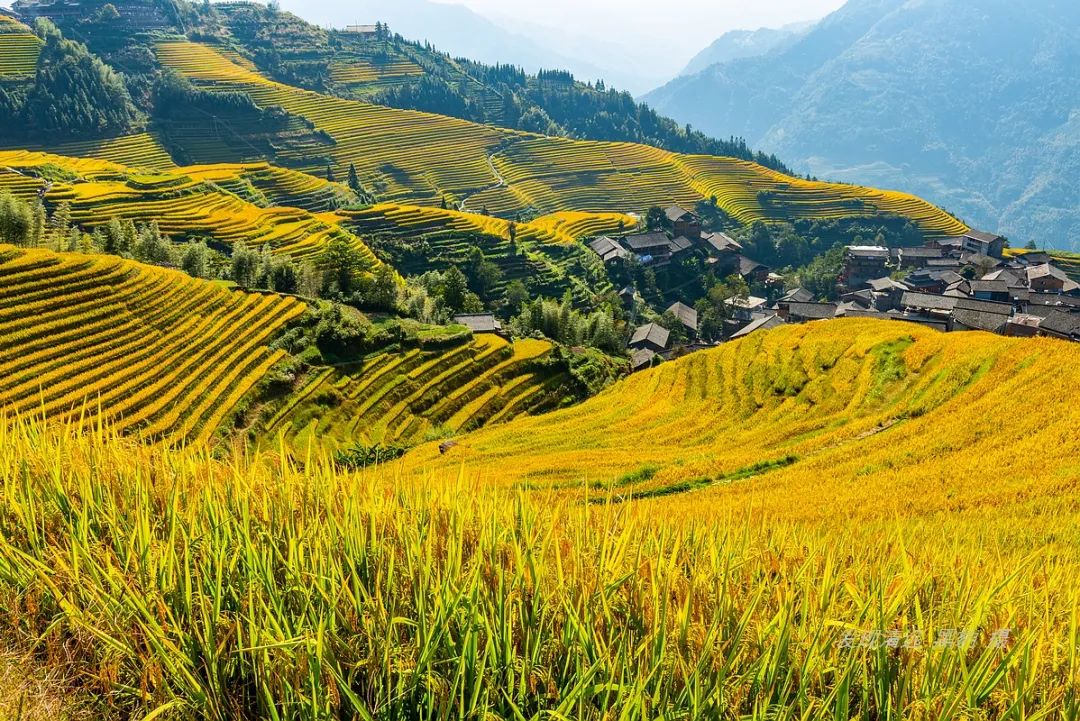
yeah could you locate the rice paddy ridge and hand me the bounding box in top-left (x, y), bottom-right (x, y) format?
top-left (153, 40), bottom-right (970, 238)
top-left (0, 150), bottom-right (382, 267)
top-left (0, 244), bottom-right (306, 443)
top-left (263, 334), bottom-right (564, 451)
top-left (0, 132), bottom-right (178, 172)
top-left (334, 203), bottom-right (633, 303)
top-left (0, 15), bottom-right (42, 80)
top-left (399, 317), bottom-right (1080, 512)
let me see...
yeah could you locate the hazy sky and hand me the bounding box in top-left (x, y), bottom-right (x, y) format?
top-left (440, 0), bottom-right (847, 50)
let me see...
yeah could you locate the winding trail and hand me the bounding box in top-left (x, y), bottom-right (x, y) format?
top-left (459, 150), bottom-right (506, 213)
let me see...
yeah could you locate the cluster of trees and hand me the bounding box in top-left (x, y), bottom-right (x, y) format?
top-left (738, 217), bottom-right (923, 272)
top-left (0, 19), bottom-right (140, 141)
top-left (510, 293), bottom-right (627, 355)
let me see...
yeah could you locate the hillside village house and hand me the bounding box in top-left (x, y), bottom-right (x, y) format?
top-left (840, 246), bottom-right (890, 289)
top-left (664, 205), bottom-right (702, 239)
top-left (665, 302), bottom-right (698, 335)
top-left (629, 323), bottom-right (670, 353)
top-left (588, 235), bottom-right (631, 264)
top-left (957, 230), bottom-right (1006, 259)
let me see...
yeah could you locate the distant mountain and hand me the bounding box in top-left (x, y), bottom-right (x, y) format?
top-left (677, 22), bottom-right (810, 78)
top-left (274, 0), bottom-right (620, 89)
top-left (643, 0), bottom-right (1080, 250)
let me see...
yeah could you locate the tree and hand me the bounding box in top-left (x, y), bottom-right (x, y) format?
top-left (503, 279), bottom-right (529, 314)
top-left (30, 202), bottom-right (46, 247)
top-left (367, 263), bottom-right (399, 310)
top-left (346, 163), bottom-right (364, 196)
top-left (0, 193), bottom-right (32, 246)
top-left (231, 242), bottom-right (260, 288)
top-left (49, 202), bottom-right (71, 245)
top-left (180, 241), bottom-right (211, 278)
top-left (323, 237), bottom-right (365, 296)
top-left (326, 164), bottom-right (336, 183)
top-left (441, 265), bottom-right (469, 312)
top-left (135, 221), bottom-right (174, 265)
top-left (269, 256), bottom-right (299, 294)
top-left (645, 206), bottom-right (665, 230)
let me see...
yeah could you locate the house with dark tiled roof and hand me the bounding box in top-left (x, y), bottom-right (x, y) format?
top-left (841, 245), bottom-right (890, 289)
top-left (588, 235), bottom-right (631, 264)
top-left (901, 291), bottom-right (958, 316)
top-left (730, 313), bottom-right (784, 340)
top-left (954, 230), bottom-right (1006, 259)
top-left (782, 302), bottom-right (837, 323)
top-left (630, 348), bottom-right (659, 372)
top-left (968, 279), bottom-right (1011, 302)
top-left (453, 313), bottom-right (504, 335)
top-left (724, 295), bottom-right (767, 322)
top-left (951, 298), bottom-right (1013, 333)
top-left (897, 246), bottom-right (943, 269)
top-left (664, 205), bottom-right (701, 239)
top-left (1037, 308), bottom-right (1080, 342)
top-left (665, 301), bottom-right (698, 334)
top-left (629, 323), bottom-right (670, 353)
top-left (1027, 263), bottom-right (1070, 293)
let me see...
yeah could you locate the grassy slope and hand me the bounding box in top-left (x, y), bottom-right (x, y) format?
top-left (0, 244), bottom-right (305, 443)
top-left (153, 40), bottom-right (969, 237)
top-left (400, 318), bottom-right (1080, 519)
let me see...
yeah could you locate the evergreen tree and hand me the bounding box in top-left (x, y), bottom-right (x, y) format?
top-left (0, 193), bottom-right (32, 246)
top-left (347, 163), bottom-right (363, 195)
top-left (180, 241), bottom-right (211, 278)
top-left (441, 265), bottom-right (468, 312)
top-left (30, 202), bottom-right (46, 247)
top-left (326, 164), bottom-right (336, 183)
top-left (231, 243), bottom-right (260, 288)
top-left (269, 256), bottom-right (299, 294)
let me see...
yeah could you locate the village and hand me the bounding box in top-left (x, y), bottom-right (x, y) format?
top-left (580, 206), bottom-right (1080, 371)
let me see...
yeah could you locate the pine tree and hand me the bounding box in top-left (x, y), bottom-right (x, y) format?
top-left (326, 164), bottom-right (336, 183)
top-left (30, 202), bottom-right (46, 247)
top-left (50, 202), bottom-right (71, 245)
top-left (347, 163), bottom-right (363, 196)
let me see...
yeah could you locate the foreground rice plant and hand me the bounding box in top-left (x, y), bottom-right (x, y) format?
top-left (1, 417), bottom-right (1078, 720)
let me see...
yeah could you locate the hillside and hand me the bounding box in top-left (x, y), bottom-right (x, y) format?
top-left (0, 150), bottom-right (383, 266)
top-left (644, 0), bottom-right (1080, 249)
top-left (262, 335), bottom-right (568, 451)
top-left (401, 318), bottom-right (1080, 508)
top-left (2, 320), bottom-right (1079, 718)
top-left (0, 244), bottom-right (304, 442)
top-left (677, 23), bottom-right (808, 78)
top-left (139, 40), bottom-right (965, 237)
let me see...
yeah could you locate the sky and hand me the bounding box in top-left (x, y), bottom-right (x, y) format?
top-left (439, 0), bottom-right (847, 56)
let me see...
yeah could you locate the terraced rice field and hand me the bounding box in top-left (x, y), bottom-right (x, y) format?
top-left (0, 132), bottom-right (178, 172)
top-left (0, 245), bottom-right (305, 443)
top-left (329, 56), bottom-right (424, 89)
top-left (401, 318), bottom-right (1080, 500)
top-left (0, 15), bottom-right (41, 80)
top-left (0, 151), bottom-right (382, 266)
top-left (154, 40), bottom-right (968, 237)
top-left (263, 334), bottom-right (562, 450)
top-left (336, 203), bottom-right (622, 303)
top-left (338, 203), bottom-right (636, 245)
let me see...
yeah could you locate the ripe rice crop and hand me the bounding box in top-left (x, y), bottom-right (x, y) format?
top-left (0, 23), bottom-right (41, 79)
top-left (0, 133), bottom-right (178, 172)
top-left (266, 335), bottom-right (562, 450)
top-left (0, 349), bottom-right (1078, 717)
top-left (401, 318), bottom-right (1080, 503)
top-left (0, 244), bottom-right (305, 443)
top-left (0, 151), bottom-right (383, 267)
top-left (154, 40), bottom-right (968, 238)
